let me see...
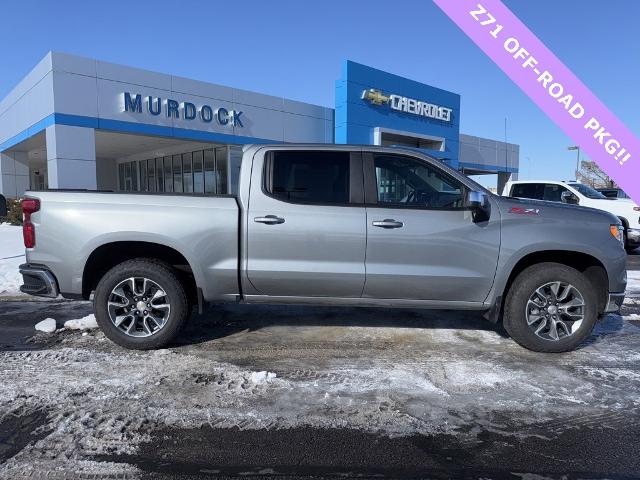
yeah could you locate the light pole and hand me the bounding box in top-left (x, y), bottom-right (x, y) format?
top-left (568, 146), bottom-right (580, 180)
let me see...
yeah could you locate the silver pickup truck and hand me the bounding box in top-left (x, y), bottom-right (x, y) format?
top-left (16, 144), bottom-right (627, 352)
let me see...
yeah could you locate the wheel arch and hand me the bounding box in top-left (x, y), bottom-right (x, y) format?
top-left (82, 241), bottom-right (198, 302)
top-left (496, 250), bottom-right (609, 321)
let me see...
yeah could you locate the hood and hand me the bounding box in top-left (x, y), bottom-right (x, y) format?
top-left (587, 197), bottom-right (639, 216)
top-left (494, 195), bottom-right (621, 225)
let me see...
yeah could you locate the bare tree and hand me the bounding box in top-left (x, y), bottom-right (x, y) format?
top-left (577, 160), bottom-right (615, 188)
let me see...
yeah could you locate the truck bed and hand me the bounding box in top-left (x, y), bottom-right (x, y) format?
top-left (23, 191), bottom-right (240, 301)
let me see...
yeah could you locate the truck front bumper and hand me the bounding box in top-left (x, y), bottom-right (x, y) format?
top-left (604, 292), bottom-right (625, 314)
top-left (19, 263), bottom-right (59, 298)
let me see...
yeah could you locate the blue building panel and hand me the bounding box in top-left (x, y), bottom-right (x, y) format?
top-left (335, 61), bottom-right (461, 168)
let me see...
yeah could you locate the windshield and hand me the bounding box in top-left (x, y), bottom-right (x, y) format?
top-left (569, 183), bottom-right (608, 199)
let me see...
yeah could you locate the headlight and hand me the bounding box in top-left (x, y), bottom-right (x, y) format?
top-left (610, 224), bottom-right (624, 243)
top-left (634, 206), bottom-right (640, 212)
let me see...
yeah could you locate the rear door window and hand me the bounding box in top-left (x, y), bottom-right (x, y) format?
top-left (511, 183), bottom-right (544, 200)
top-left (266, 151), bottom-right (351, 205)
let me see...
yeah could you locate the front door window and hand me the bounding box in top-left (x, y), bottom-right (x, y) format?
top-left (374, 155), bottom-right (464, 209)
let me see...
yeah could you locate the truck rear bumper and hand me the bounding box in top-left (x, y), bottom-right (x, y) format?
top-left (19, 263), bottom-right (59, 298)
top-left (604, 292), bottom-right (625, 314)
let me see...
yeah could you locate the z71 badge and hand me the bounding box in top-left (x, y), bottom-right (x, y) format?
top-left (509, 207), bottom-right (540, 216)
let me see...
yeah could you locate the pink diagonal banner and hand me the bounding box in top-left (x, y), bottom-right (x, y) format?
top-left (433, 0), bottom-right (640, 203)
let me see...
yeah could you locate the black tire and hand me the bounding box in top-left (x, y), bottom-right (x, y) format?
top-left (94, 258), bottom-right (189, 350)
top-left (624, 229), bottom-right (630, 251)
top-left (624, 231), bottom-right (638, 253)
top-left (504, 262), bottom-right (597, 353)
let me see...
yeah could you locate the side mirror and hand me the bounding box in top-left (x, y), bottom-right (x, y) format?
top-left (0, 194), bottom-right (7, 217)
top-left (561, 191), bottom-right (579, 205)
top-left (467, 190), bottom-right (490, 223)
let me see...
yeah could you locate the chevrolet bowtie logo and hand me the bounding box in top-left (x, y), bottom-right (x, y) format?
top-left (361, 89), bottom-right (390, 106)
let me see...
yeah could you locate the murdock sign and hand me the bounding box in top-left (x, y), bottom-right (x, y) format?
top-left (123, 92), bottom-right (244, 127)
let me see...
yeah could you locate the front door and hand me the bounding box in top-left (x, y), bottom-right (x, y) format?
top-left (246, 149), bottom-right (366, 298)
top-left (363, 152), bottom-right (500, 302)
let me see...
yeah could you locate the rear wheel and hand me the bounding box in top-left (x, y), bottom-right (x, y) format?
top-left (94, 259), bottom-right (189, 350)
top-left (504, 263), bottom-right (597, 352)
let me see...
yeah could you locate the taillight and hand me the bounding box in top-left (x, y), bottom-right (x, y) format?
top-left (23, 222), bottom-right (35, 248)
top-left (21, 198), bottom-right (40, 249)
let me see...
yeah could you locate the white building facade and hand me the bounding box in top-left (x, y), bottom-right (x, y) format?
top-left (0, 52), bottom-right (517, 198)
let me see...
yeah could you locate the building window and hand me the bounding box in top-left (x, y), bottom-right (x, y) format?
top-left (216, 147), bottom-right (228, 193)
top-left (140, 160), bottom-right (147, 191)
top-left (119, 161), bottom-right (139, 191)
top-left (204, 149), bottom-right (216, 193)
top-left (118, 147), bottom-right (229, 194)
top-left (172, 154), bottom-right (183, 193)
top-left (183, 152), bottom-right (193, 193)
top-left (164, 156), bottom-right (173, 193)
top-left (156, 158), bottom-right (164, 192)
top-left (147, 158), bottom-right (155, 192)
top-left (193, 151), bottom-right (204, 193)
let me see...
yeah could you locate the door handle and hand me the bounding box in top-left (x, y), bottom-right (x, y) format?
top-left (254, 215), bottom-right (285, 225)
top-left (372, 219), bottom-right (404, 229)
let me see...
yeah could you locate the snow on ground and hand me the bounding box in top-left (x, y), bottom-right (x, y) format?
top-left (627, 270), bottom-right (640, 296)
top-left (0, 224), bottom-right (24, 297)
top-left (2, 299), bottom-right (640, 477)
top-left (34, 318), bottom-right (57, 333)
top-left (63, 314), bottom-right (98, 330)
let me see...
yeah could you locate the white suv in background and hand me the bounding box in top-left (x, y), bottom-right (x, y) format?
top-left (503, 180), bottom-right (640, 251)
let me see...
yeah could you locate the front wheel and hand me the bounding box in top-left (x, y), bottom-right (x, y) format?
top-left (504, 262), bottom-right (597, 353)
top-left (94, 259), bottom-right (189, 350)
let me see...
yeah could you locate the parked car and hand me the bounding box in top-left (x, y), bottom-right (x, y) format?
top-left (597, 188), bottom-right (631, 200)
top-left (502, 180), bottom-right (640, 251)
top-left (16, 145), bottom-right (627, 353)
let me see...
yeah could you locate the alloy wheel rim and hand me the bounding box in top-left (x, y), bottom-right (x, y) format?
top-left (525, 281), bottom-right (585, 341)
top-left (107, 277), bottom-right (171, 337)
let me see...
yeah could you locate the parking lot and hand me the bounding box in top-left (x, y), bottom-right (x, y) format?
top-left (0, 252), bottom-right (639, 479)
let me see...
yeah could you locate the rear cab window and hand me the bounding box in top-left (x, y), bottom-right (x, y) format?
top-left (510, 183), bottom-right (544, 200)
top-left (264, 150), bottom-right (362, 205)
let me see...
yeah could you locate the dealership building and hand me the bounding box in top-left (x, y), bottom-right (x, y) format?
top-left (0, 52), bottom-right (518, 199)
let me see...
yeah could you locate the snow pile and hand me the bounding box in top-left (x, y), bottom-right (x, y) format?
top-left (250, 371), bottom-right (277, 384)
top-left (0, 224), bottom-right (25, 296)
top-left (34, 318), bottom-right (57, 333)
top-left (627, 270), bottom-right (640, 296)
top-left (64, 314), bottom-right (98, 330)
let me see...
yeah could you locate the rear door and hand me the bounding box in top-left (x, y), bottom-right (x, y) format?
top-left (246, 149), bottom-right (367, 298)
top-left (362, 152), bottom-right (500, 302)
